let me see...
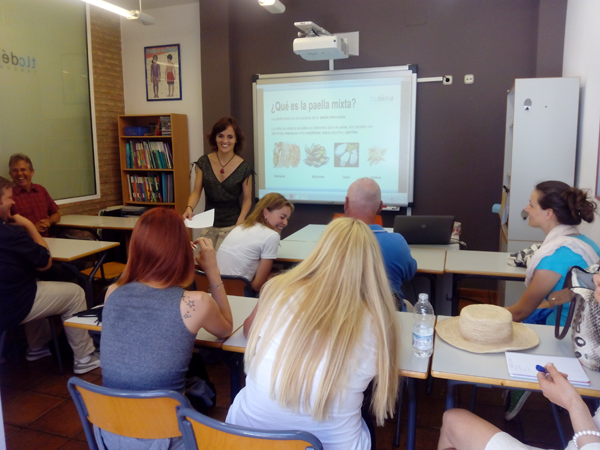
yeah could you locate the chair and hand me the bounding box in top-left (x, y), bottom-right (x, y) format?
top-left (177, 407), bottom-right (323, 450)
top-left (67, 377), bottom-right (190, 450)
top-left (0, 316), bottom-right (64, 374)
top-left (194, 269), bottom-right (254, 297)
top-left (81, 261), bottom-right (126, 283)
top-left (332, 213), bottom-right (383, 226)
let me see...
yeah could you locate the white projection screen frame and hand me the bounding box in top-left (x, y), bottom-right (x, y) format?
top-left (253, 65), bottom-right (417, 206)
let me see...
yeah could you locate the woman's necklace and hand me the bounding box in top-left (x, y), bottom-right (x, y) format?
top-left (216, 153), bottom-right (236, 174)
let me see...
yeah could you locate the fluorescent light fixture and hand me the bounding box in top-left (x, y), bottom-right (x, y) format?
top-left (82, 0), bottom-right (155, 25)
top-left (258, 0), bottom-right (285, 14)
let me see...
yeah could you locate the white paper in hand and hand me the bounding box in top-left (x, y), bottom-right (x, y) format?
top-left (184, 209), bottom-right (215, 229)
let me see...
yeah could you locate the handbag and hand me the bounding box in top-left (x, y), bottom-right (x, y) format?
top-left (553, 264), bottom-right (600, 371)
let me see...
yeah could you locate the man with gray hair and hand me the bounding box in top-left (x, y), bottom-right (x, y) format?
top-left (344, 178), bottom-right (417, 307)
top-left (9, 153), bottom-right (60, 237)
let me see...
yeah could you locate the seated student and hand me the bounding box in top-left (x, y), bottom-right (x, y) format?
top-left (437, 273), bottom-right (600, 450)
top-left (345, 178), bottom-right (417, 309)
top-left (0, 176), bottom-right (99, 372)
top-left (507, 181), bottom-right (600, 326)
top-left (96, 207), bottom-right (233, 450)
top-left (227, 218), bottom-right (399, 450)
top-left (9, 153), bottom-right (60, 237)
top-left (216, 193), bottom-right (293, 292)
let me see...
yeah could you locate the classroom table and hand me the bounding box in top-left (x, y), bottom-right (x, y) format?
top-left (46, 237), bottom-right (120, 308)
top-left (65, 295), bottom-right (257, 398)
top-left (444, 250), bottom-right (526, 316)
top-left (276, 238), bottom-right (447, 310)
top-left (222, 311), bottom-right (431, 450)
top-left (56, 214), bottom-right (138, 231)
top-left (431, 316), bottom-right (600, 446)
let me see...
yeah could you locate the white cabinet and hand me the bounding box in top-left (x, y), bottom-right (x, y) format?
top-left (500, 77), bottom-right (580, 305)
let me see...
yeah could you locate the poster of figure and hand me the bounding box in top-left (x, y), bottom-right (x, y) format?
top-left (144, 44), bottom-right (181, 101)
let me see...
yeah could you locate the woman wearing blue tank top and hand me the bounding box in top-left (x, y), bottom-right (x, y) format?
top-left (95, 208), bottom-right (233, 450)
top-left (507, 181), bottom-right (600, 327)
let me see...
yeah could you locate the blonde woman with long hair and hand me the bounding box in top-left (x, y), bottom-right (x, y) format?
top-left (216, 193), bottom-right (293, 293)
top-left (226, 218), bottom-right (399, 450)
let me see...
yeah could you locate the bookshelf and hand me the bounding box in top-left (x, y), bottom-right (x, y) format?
top-left (118, 114), bottom-right (189, 213)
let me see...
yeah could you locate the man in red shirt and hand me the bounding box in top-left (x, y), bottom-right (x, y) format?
top-left (9, 153), bottom-right (61, 237)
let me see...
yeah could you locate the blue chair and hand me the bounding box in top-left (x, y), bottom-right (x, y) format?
top-left (177, 407), bottom-right (323, 450)
top-left (67, 377), bottom-right (190, 450)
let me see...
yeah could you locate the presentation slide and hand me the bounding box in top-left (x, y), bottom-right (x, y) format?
top-left (253, 67), bottom-right (416, 206)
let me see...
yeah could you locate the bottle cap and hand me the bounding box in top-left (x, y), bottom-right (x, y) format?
top-left (418, 293), bottom-right (429, 301)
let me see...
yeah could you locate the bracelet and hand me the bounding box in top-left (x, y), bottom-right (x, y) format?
top-left (209, 282), bottom-right (224, 293)
top-left (573, 430), bottom-right (600, 449)
top-left (186, 205), bottom-right (194, 210)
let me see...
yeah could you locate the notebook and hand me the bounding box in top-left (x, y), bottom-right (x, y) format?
top-left (505, 352), bottom-right (590, 386)
top-left (393, 215), bottom-right (455, 245)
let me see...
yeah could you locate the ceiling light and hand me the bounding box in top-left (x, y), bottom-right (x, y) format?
top-left (82, 0), bottom-right (155, 25)
top-left (258, 0), bottom-right (285, 14)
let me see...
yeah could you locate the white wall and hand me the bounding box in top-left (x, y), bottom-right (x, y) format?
top-left (120, 3), bottom-right (203, 197)
top-left (563, 0), bottom-right (600, 242)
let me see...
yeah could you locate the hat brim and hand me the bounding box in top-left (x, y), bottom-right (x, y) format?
top-left (435, 317), bottom-right (540, 354)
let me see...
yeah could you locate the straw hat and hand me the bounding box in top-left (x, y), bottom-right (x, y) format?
top-left (435, 304), bottom-right (539, 353)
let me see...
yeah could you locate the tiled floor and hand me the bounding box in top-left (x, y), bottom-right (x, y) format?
top-left (0, 297), bottom-right (589, 450)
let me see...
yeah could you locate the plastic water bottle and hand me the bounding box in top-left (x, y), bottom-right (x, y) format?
top-left (412, 293), bottom-right (434, 358)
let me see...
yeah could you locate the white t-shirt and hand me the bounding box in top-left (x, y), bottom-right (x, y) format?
top-left (226, 308), bottom-right (377, 450)
top-left (216, 224), bottom-right (280, 281)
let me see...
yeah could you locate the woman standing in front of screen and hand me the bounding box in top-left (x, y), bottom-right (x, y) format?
top-left (184, 117), bottom-right (253, 250)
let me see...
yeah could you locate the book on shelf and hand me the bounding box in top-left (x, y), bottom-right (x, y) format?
top-left (126, 173), bottom-right (174, 204)
top-left (160, 116), bottom-right (172, 136)
top-left (126, 141), bottom-right (173, 169)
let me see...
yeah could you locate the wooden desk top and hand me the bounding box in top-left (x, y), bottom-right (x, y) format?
top-left (277, 240), bottom-right (446, 274)
top-left (431, 316), bottom-right (600, 397)
top-left (223, 311), bottom-right (431, 378)
top-left (444, 250), bottom-right (526, 279)
top-left (57, 214), bottom-right (138, 231)
top-left (46, 238), bottom-right (120, 262)
top-left (64, 295), bottom-right (258, 348)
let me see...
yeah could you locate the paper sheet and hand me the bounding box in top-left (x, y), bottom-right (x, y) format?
top-left (184, 209), bottom-right (215, 229)
top-left (505, 352), bottom-right (590, 385)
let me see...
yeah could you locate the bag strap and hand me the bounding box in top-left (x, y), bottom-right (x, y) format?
top-left (554, 266), bottom-right (590, 340)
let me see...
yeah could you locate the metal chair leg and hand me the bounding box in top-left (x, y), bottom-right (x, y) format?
top-left (394, 377), bottom-right (406, 447)
top-left (48, 318), bottom-right (64, 375)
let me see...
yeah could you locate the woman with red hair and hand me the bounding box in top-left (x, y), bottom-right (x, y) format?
top-left (95, 207), bottom-right (233, 449)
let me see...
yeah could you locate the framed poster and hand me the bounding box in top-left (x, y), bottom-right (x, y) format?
top-left (144, 44), bottom-right (181, 101)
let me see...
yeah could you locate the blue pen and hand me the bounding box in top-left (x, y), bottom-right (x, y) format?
top-left (536, 365), bottom-right (547, 374)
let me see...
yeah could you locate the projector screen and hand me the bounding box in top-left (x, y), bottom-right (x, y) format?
top-left (253, 65), bottom-right (417, 206)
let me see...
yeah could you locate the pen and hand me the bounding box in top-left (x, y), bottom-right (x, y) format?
top-left (535, 365), bottom-right (547, 374)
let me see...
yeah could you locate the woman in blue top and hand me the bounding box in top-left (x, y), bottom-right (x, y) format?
top-left (507, 181), bottom-right (600, 326)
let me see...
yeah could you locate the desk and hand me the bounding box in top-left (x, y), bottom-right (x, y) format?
top-left (65, 295), bottom-right (257, 347)
top-left (432, 316), bottom-right (600, 446)
top-left (47, 238), bottom-right (120, 308)
top-left (56, 214), bottom-right (138, 231)
top-left (444, 251), bottom-right (526, 316)
top-left (222, 311), bottom-right (429, 450)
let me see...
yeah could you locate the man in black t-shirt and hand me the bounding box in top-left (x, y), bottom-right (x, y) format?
top-left (0, 176), bottom-right (100, 374)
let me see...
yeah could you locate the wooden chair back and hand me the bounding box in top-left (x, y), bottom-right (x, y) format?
top-left (68, 377), bottom-right (189, 450)
top-left (332, 213), bottom-right (383, 226)
top-left (177, 407), bottom-right (323, 450)
top-left (194, 269), bottom-right (253, 297)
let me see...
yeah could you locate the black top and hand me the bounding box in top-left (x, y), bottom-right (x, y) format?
top-left (0, 220), bottom-right (50, 332)
top-left (195, 154), bottom-right (253, 227)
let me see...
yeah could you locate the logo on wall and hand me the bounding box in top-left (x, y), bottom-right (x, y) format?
top-left (1, 50), bottom-right (37, 73)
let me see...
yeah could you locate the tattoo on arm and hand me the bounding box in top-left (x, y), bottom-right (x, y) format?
top-left (182, 294), bottom-right (197, 320)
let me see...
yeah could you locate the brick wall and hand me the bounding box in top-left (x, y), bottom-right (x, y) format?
top-left (59, 7), bottom-right (124, 216)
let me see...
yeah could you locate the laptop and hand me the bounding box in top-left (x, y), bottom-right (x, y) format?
top-left (393, 215), bottom-right (455, 245)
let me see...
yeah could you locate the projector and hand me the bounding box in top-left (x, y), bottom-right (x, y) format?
top-left (293, 35), bottom-right (349, 61)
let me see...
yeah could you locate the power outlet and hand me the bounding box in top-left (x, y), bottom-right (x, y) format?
top-left (464, 74), bottom-right (474, 84)
top-left (443, 75), bottom-right (453, 85)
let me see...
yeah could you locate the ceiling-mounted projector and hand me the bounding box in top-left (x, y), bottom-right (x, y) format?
top-left (293, 22), bottom-right (358, 61)
top-left (293, 35), bottom-right (348, 61)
